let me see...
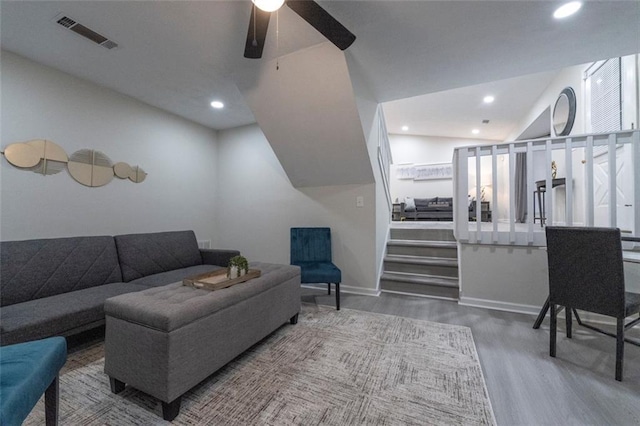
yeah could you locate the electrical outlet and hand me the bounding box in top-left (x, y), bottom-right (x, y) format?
top-left (356, 196), bottom-right (364, 207)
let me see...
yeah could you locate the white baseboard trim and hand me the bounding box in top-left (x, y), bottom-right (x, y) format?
top-left (343, 286), bottom-right (381, 297)
top-left (459, 297), bottom-right (621, 326)
top-left (458, 296), bottom-right (541, 316)
top-left (301, 284), bottom-right (380, 297)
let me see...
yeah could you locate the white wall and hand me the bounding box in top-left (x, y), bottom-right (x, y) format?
top-left (389, 134), bottom-right (496, 202)
top-left (347, 51), bottom-right (390, 293)
top-left (460, 243), bottom-right (640, 315)
top-left (458, 244), bottom-right (548, 313)
top-left (215, 124), bottom-right (378, 295)
top-left (1, 51), bottom-right (218, 243)
top-left (507, 63), bottom-right (588, 142)
top-left (234, 43), bottom-right (373, 188)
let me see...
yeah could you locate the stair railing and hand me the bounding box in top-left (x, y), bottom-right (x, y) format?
top-left (453, 130), bottom-right (640, 246)
top-left (377, 105), bottom-right (393, 210)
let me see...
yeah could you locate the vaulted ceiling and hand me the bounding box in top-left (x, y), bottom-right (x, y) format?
top-left (1, 1), bottom-right (638, 133)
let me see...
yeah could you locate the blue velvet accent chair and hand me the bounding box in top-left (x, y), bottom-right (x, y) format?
top-left (0, 337), bottom-right (67, 425)
top-left (291, 227), bottom-right (342, 310)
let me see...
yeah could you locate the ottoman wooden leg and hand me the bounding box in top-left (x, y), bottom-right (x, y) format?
top-left (290, 313), bottom-right (299, 324)
top-left (162, 397), bottom-right (182, 421)
top-left (109, 377), bottom-right (126, 394)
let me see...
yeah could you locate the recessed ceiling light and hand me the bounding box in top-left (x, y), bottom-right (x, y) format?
top-left (553, 2), bottom-right (582, 19)
top-left (472, 129), bottom-right (480, 135)
top-left (483, 95), bottom-right (495, 104)
top-left (401, 126), bottom-right (409, 131)
top-left (210, 100), bottom-right (224, 109)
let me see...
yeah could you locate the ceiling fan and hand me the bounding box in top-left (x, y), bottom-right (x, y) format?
top-left (244, 0), bottom-right (356, 59)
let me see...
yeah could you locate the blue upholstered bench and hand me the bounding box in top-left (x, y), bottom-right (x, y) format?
top-left (0, 337), bottom-right (67, 426)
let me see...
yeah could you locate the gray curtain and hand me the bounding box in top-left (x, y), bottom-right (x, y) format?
top-left (514, 153), bottom-right (527, 223)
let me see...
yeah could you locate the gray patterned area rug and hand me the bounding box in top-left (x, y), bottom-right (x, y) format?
top-left (26, 305), bottom-right (495, 425)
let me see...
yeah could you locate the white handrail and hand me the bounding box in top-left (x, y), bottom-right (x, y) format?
top-left (452, 130), bottom-right (639, 246)
top-left (377, 105), bottom-right (393, 210)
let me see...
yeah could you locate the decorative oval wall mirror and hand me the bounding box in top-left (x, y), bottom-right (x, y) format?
top-left (552, 87), bottom-right (576, 136)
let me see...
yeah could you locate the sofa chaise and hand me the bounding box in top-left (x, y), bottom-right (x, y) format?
top-left (0, 230), bottom-right (239, 345)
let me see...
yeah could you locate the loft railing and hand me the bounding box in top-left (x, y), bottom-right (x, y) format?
top-left (452, 130), bottom-right (640, 246)
top-left (377, 105), bottom-right (393, 210)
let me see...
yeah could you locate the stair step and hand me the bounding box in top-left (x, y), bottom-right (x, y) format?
top-left (384, 252), bottom-right (458, 277)
top-left (384, 254), bottom-right (457, 268)
top-left (387, 239), bottom-right (457, 249)
top-left (380, 271), bottom-right (459, 288)
top-left (389, 227), bottom-right (456, 242)
top-left (386, 240), bottom-right (457, 258)
top-left (382, 224), bottom-right (460, 299)
top-left (380, 282), bottom-right (459, 300)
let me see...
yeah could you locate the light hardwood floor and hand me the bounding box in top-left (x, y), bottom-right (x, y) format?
top-left (302, 287), bottom-right (640, 425)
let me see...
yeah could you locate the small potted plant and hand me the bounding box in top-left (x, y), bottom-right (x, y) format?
top-left (228, 255), bottom-right (249, 279)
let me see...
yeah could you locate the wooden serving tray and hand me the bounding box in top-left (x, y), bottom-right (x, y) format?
top-left (183, 269), bottom-right (261, 291)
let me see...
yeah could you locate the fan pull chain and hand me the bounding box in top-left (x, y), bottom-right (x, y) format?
top-left (276, 10), bottom-right (280, 70)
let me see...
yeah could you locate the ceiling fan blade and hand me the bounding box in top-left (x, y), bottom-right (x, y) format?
top-left (286, 0), bottom-right (355, 51)
top-left (244, 4), bottom-right (271, 59)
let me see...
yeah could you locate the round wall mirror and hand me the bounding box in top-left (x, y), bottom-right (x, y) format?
top-left (552, 87), bottom-right (576, 136)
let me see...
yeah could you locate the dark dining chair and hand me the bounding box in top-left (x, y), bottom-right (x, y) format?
top-left (545, 226), bottom-right (640, 381)
top-left (290, 227), bottom-right (342, 310)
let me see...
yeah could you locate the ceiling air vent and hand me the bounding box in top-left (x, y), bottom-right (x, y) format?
top-left (54, 14), bottom-right (118, 50)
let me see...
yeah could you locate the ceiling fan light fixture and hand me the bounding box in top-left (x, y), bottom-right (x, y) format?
top-left (252, 0), bottom-right (285, 12)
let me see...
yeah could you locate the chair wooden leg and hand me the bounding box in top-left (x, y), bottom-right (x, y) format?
top-left (45, 376), bottom-right (59, 426)
top-left (616, 317), bottom-right (624, 381)
top-left (550, 303), bottom-right (557, 357)
top-left (328, 283), bottom-right (331, 295)
top-left (566, 307), bottom-right (572, 339)
top-left (335, 283), bottom-right (340, 311)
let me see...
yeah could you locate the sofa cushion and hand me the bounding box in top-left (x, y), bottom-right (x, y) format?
top-left (130, 265), bottom-right (224, 288)
top-left (115, 231), bottom-right (203, 282)
top-left (1, 236), bottom-right (122, 307)
top-left (0, 283), bottom-right (147, 345)
top-left (414, 197), bottom-right (434, 209)
top-left (404, 197), bottom-right (416, 212)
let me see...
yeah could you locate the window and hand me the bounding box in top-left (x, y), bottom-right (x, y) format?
top-left (585, 58), bottom-right (622, 134)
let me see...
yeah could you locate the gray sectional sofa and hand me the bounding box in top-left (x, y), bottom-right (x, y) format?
top-left (402, 197), bottom-right (455, 221)
top-left (0, 231), bottom-right (239, 345)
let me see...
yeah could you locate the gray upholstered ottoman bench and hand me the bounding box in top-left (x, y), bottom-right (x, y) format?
top-left (103, 262), bottom-right (301, 421)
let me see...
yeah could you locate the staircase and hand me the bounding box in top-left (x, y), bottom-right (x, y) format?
top-left (380, 225), bottom-right (459, 300)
